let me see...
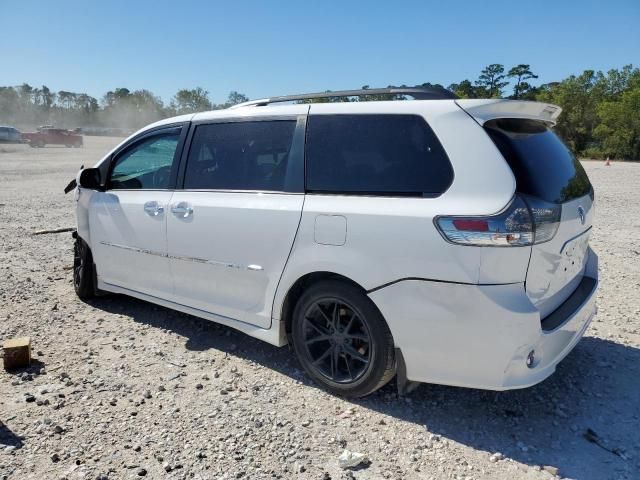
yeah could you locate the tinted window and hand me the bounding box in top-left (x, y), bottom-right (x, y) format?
top-left (109, 133), bottom-right (180, 190)
top-left (184, 121), bottom-right (296, 191)
top-left (485, 119), bottom-right (592, 203)
top-left (306, 114), bottom-right (453, 196)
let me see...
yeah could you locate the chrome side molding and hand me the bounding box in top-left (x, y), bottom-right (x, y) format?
top-left (100, 241), bottom-right (263, 272)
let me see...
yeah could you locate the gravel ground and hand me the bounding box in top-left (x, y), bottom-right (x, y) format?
top-left (1, 138), bottom-right (639, 480)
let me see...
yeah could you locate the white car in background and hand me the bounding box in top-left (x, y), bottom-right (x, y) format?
top-left (70, 88), bottom-right (598, 398)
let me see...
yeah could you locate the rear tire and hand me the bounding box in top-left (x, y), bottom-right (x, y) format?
top-left (73, 238), bottom-right (96, 299)
top-left (291, 280), bottom-right (396, 398)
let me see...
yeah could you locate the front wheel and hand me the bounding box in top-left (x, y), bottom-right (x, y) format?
top-left (291, 280), bottom-right (396, 398)
top-left (73, 238), bottom-right (96, 299)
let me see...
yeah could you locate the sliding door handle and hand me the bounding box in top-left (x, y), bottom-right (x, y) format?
top-left (143, 201), bottom-right (164, 216)
top-left (171, 202), bottom-right (193, 218)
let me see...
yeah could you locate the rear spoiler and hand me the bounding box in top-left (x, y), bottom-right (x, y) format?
top-left (455, 99), bottom-right (562, 126)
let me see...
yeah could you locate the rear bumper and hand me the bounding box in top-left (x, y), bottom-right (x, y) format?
top-left (368, 248), bottom-right (598, 390)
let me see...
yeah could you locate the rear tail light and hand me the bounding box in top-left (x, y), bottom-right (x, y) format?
top-left (436, 195), bottom-right (561, 247)
top-left (524, 195), bottom-right (561, 243)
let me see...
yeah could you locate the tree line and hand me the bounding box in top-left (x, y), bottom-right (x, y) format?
top-left (448, 64), bottom-right (639, 160)
top-left (0, 85), bottom-right (249, 134)
top-left (0, 63), bottom-right (638, 159)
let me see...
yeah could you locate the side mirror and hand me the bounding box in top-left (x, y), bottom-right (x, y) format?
top-left (78, 168), bottom-right (102, 190)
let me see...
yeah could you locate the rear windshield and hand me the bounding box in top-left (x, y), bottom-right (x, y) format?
top-left (485, 119), bottom-right (591, 203)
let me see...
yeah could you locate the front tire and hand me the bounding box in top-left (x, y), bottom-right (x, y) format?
top-left (73, 238), bottom-right (96, 299)
top-left (291, 280), bottom-right (396, 398)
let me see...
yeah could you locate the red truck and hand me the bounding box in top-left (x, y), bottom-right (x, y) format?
top-left (23, 127), bottom-right (83, 148)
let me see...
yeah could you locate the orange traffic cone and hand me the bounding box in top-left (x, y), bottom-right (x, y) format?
top-left (605, 157), bottom-right (611, 166)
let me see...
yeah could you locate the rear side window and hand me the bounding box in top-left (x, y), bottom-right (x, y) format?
top-left (184, 121), bottom-right (297, 191)
top-left (485, 119), bottom-right (592, 203)
top-left (306, 114), bottom-right (453, 196)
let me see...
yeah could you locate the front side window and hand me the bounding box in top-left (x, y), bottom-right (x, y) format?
top-left (183, 121), bottom-right (297, 191)
top-left (306, 114), bottom-right (453, 196)
top-left (109, 132), bottom-right (180, 190)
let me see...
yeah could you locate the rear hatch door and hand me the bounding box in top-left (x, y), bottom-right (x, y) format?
top-left (456, 99), bottom-right (595, 317)
top-left (481, 115), bottom-right (593, 317)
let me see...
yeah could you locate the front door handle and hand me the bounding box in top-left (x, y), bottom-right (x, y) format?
top-left (143, 201), bottom-right (164, 216)
top-left (171, 201), bottom-right (193, 218)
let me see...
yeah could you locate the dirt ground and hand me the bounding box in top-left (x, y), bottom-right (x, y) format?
top-left (0, 137), bottom-right (639, 480)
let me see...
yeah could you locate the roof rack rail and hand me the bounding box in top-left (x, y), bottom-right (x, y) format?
top-left (230, 87), bottom-right (458, 108)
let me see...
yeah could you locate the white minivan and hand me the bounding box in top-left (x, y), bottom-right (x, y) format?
top-left (71, 88), bottom-right (598, 397)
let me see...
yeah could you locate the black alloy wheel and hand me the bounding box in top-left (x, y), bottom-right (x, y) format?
top-left (73, 238), bottom-right (96, 299)
top-left (291, 280), bottom-right (396, 398)
top-left (301, 298), bottom-right (372, 383)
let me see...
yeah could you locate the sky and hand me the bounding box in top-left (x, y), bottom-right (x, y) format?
top-left (1, 0), bottom-right (639, 103)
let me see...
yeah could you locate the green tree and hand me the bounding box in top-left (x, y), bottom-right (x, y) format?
top-left (507, 64), bottom-right (538, 99)
top-left (17, 83), bottom-right (34, 105)
top-left (536, 70), bottom-right (604, 153)
top-left (32, 87), bottom-right (44, 107)
top-left (475, 64), bottom-right (508, 98)
top-left (595, 80), bottom-right (640, 159)
top-left (225, 91), bottom-right (249, 106)
top-left (171, 87), bottom-right (212, 113)
top-left (41, 85), bottom-right (55, 110)
top-left (134, 90), bottom-right (164, 125)
top-left (102, 88), bottom-right (132, 108)
top-left (98, 87), bottom-right (165, 129)
top-left (58, 91), bottom-right (76, 110)
top-left (447, 79), bottom-right (478, 98)
top-left (600, 64), bottom-right (636, 97)
top-left (75, 94), bottom-right (99, 113)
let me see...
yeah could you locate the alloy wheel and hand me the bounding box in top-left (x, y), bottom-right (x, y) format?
top-left (301, 298), bottom-right (372, 383)
top-left (73, 241), bottom-right (84, 288)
